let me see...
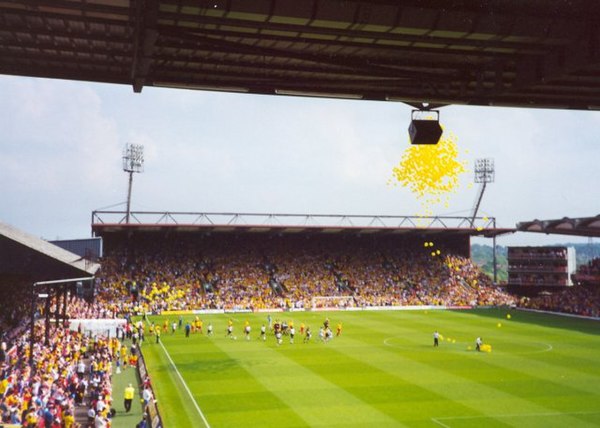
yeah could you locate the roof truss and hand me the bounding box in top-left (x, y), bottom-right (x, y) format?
top-left (2, 0), bottom-right (600, 109)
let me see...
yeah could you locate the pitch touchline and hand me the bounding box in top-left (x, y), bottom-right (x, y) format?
top-left (158, 339), bottom-right (212, 428)
top-left (431, 410), bottom-right (600, 427)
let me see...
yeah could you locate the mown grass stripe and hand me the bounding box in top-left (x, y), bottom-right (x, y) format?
top-left (210, 334), bottom-right (405, 427)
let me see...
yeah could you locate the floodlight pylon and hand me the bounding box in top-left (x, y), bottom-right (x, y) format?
top-left (122, 143), bottom-right (144, 224)
top-left (470, 158), bottom-right (495, 226)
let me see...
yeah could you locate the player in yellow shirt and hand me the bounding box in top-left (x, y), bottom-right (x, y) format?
top-left (336, 322), bottom-right (343, 337)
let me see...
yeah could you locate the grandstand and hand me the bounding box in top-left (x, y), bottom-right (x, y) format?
top-left (91, 211), bottom-right (516, 310)
top-left (0, 222), bottom-right (106, 428)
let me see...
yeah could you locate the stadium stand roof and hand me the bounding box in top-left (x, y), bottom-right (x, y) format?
top-left (0, 221), bottom-right (99, 282)
top-left (91, 210), bottom-right (514, 238)
top-left (516, 215), bottom-right (600, 238)
top-left (2, 1), bottom-right (600, 110)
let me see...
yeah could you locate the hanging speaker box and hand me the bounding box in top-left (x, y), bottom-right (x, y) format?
top-left (408, 110), bottom-right (443, 144)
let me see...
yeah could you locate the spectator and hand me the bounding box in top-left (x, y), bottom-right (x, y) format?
top-left (124, 383), bottom-right (135, 413)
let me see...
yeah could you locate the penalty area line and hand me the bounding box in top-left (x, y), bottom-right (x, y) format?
top-left (158, 340), bottom-right (211, 428)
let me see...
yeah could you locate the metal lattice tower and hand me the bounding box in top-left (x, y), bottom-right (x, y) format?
top-left (471, 158), bottom-right (495, 226)
top-left (122, 143), bottom-right (144, 224)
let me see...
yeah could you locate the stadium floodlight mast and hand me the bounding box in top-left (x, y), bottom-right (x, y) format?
top-left (122, 143), bottom-right (144, 224)
top-left (470, 158), bottom-right (495, 226)
top-left (471, 158), bottom-right (497, 283)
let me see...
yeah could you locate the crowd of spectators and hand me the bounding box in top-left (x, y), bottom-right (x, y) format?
top-left (0, 278), bottom-right (33, 347)
top-left (572, 257), bottom-right (600, 286)
top-left (520, 285), bottom-right (600, 318)
top-left (0, 316), bottom-right (120, 427)
top-left (95, 234), bottom-right (517, 312)
top-left (577, 257), bottom-right (600, 276)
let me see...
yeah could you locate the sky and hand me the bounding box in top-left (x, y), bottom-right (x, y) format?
top-left (1, 74), bottom-right (599, 247)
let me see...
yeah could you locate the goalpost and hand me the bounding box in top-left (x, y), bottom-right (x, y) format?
top-left (311, 295), bottom-right (355, 310)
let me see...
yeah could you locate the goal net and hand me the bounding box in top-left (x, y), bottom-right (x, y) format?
top-left (311, 295), bottom-right (355, 310)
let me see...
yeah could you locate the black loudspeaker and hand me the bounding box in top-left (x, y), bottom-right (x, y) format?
top-left (408, 110), bottom-right (443, 144)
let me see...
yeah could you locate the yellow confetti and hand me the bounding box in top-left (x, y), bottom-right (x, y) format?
top-left (391, 134), bottom-right (467, 199)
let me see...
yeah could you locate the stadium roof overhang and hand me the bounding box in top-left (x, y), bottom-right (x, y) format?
top-left (0, 221), bottom-right (100, 284)
top-left (93, 223), bottom-right (514, 238)
top-left (91, 211), bottom-right (514, 238)
top-left (516, 215), bottom-right (600, 238)
top-left (2, 1), bottom-right (600, 110)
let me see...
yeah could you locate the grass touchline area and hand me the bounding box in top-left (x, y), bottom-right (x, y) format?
top-left (157, 337), bottom-right (212, 428)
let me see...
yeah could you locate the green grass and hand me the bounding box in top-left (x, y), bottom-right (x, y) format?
top-left (140, 309), bottom-right (600, 427)
top-left (110, 349), bottom-right (145, 428)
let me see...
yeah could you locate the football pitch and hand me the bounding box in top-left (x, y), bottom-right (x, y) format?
top-left (140, 309), bottom-right (600, 427)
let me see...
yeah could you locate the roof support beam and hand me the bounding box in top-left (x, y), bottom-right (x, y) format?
top-left (131, 0), bottom-right (159, 93)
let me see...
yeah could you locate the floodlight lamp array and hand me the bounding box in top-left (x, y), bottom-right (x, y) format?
top-left (474, 158), bottom-right (495, 183)
top-left (122, 143), bottom-right (144, 173)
